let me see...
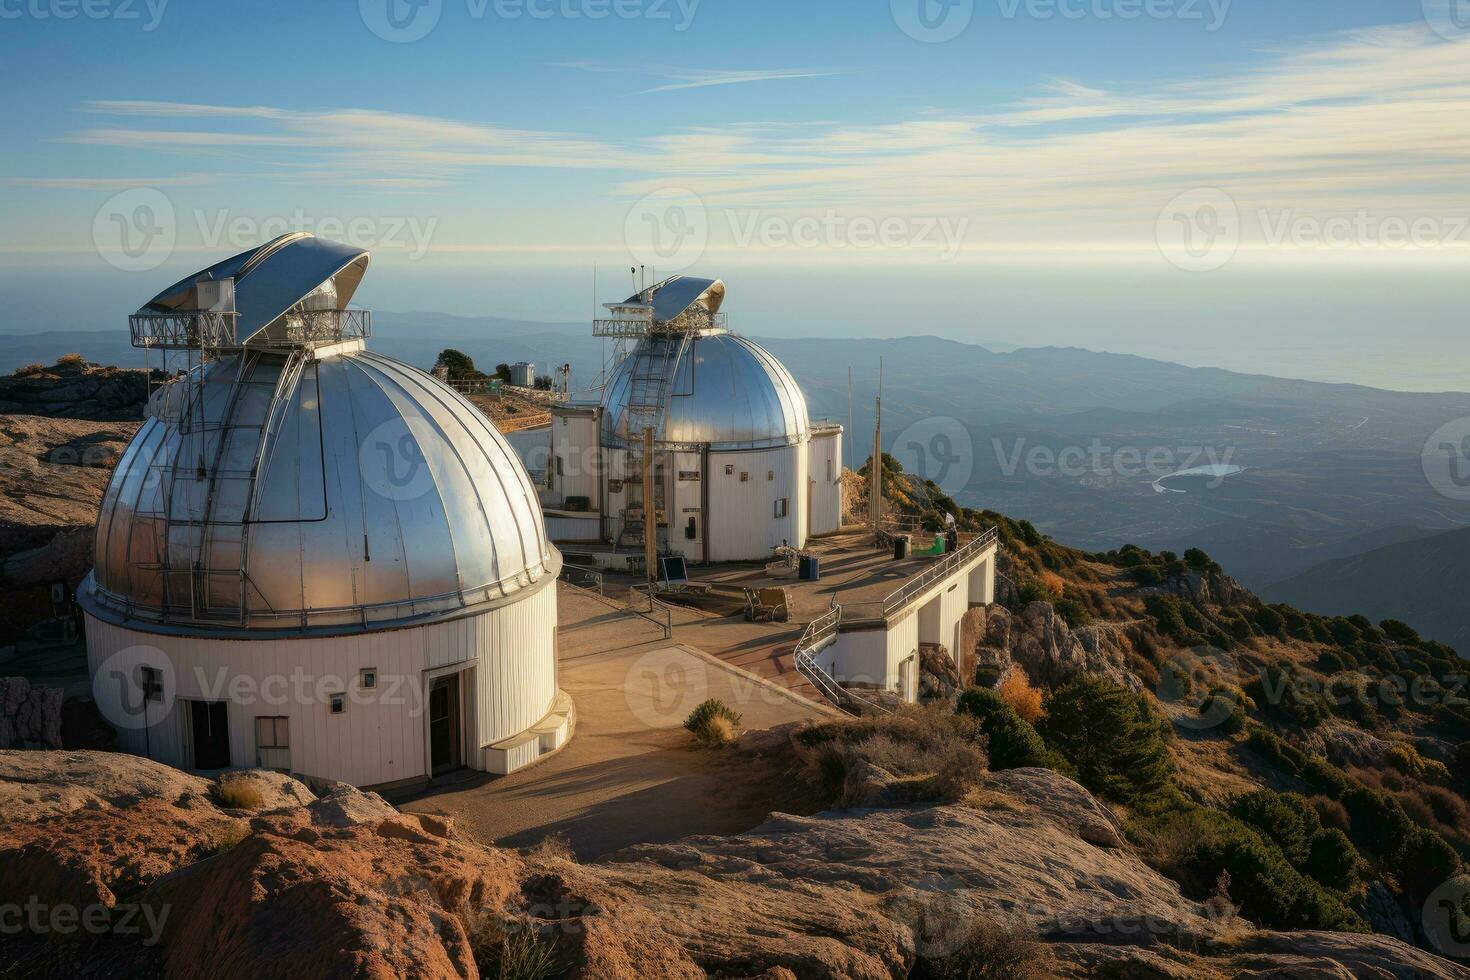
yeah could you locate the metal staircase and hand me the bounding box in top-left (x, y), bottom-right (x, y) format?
top-left (616, 329), bottom-right (693, 550)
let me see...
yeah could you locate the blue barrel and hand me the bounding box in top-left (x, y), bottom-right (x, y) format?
top-left (808, 555), bottom-right (821, 581)
top-left (799, 555), bottom-right (815, 580)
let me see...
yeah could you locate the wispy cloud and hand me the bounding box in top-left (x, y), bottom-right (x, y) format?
top-left (555, 62), bottom-right (844, 94)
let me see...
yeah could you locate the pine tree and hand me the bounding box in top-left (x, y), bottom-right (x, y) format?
top-left (1038, 675), bottom-right (1174, 804)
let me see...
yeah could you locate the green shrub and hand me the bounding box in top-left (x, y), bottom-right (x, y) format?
top-left (1253, 606), bottom-right (1286, 637)
top-left (1305, 828), bottom-right (1361, 893)
top-left (1199, 685), bottom-right (1248, 734)
top-left (1130, 564), bottom-right (1164, 586)
top-left (956, 687), bottom-right (1068, 773)
top-left (1379, 619), bottom-right (1421, 646)
top-left (683, 698), bottom-right (742, 747)
top-left (1053, 597), bottom-right (1090, 629)
top-left (1229, 790), bottom-right (1319, 868)
top-left (1141, 805), bottom-right (1365, 932)
top-left (1017, 580), bottom-right (1057, 605)
top-left (1038, 676), bottom-right (1173, 805)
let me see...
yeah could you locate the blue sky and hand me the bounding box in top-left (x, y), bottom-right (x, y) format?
top-left (1, 0), bottom-right (1467, 388)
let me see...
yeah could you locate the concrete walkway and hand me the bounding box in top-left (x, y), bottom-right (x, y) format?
top-left (402, 586), bottom-right (833, 859)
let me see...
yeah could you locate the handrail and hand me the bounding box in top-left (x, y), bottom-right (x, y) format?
top-left (558, 565), bottom-right (604, 595)
top-left (628, 583), bottom-right (674, 639)
top-left (881, 526), bottom-right (998, 619)
top-left (792, 602), bottom-right (894, 716)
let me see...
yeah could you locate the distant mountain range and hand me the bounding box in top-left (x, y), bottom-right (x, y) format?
top-left (7, 313), bottom-right (1470, 649)
top-left (1265, 526), bottom-right (1470, 651)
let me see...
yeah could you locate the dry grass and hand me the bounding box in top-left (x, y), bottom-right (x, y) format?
top-left (214, 779), bottom-right (266, 811)
top-left (1039, 570), bottom-right (1066, 597)
top-left (794, 709), bottom-right (989, 807)
top-left (996, 671), bottom-right (1045, 723)
top-left (57, 352), bottom-right (84, 364)
top-left (920, 916), bottom-right (1057, 979)
top-left (684, 698), bottom-right (742, 747)
top-left (208, 821), bottom-right (251, 855)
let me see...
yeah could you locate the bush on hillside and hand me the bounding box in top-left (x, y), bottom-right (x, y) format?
top-left (996, 671), bottom-right (1045, 723)
top-left (919, 917), bottom-right (1056, 980)
top-left (955, 687), bottom-right (1067, 773)
top-left (1305, 828), bottom-right (1362, 893)
top-left (683, 698), bottom-right (742, 747)
top-left (794, 710), bottom-right (989, 806)
top-left (1037, 676), bottom-right (1173, 805)
top-left (1228, 790), bottom-right (1319, 868)
top-left (1379, 619), bottom-right (1421, 646)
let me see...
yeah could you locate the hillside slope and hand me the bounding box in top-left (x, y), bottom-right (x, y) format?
top-left (1266, 526), bottom-right (1470, 652)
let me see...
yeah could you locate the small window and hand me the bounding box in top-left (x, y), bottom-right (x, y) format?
top-left (140, 665), bottom-right (163, 703)
top-left (774, 498), bottom-right (789, 518)
top-left (767, 470), bottom-right (774, 481)
top-left (256, 716), bottom-right (290, 771)
top-left (740, 471), bottom-right (749, 482)
top-left (256, 716), bottom-right (289, 749)
top-left (827, 459), bottom-right (835, 481)
top-left (555, 456), bottom-right (564, 476)
top-left (329, 692), bottom-right (346, 714)
top-left (724, 464), bottom-right (735, 476)
top-left (360, 668), bottom-right (377, 690)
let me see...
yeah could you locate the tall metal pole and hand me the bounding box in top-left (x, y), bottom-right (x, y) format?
top-left (847, 366), bottom-right (853, 472)
top-left (870, 358), bottom-right (883, 532)
top-left (643, 425), bottom-right (657, 583)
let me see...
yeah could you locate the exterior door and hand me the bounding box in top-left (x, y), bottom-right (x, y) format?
top-left (190, 700), bottom-right (231, 770)
top-left (429, 675), bottom-right (462, 775)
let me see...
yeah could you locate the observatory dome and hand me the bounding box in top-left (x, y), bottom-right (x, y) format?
top-left (600, 331), bottom-right (810, 451)
top-left (87, 347), bottom-right (554, 635)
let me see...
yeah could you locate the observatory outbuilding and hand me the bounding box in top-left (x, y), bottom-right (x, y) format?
top-left (82, 234), bottom-right (568, 788)
top-left (540, 276), bottom-right (842, 564)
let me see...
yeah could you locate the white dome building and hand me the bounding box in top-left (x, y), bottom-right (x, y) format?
top-left (82, 234), bottom-right (568, 789)
top-left (542, 276), bottom-right (842, 564)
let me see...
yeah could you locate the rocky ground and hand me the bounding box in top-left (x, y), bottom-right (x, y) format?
top-left (0, 358), bottom-right (149, 422)
top-left (2, 748), bottom-right (1465, 979)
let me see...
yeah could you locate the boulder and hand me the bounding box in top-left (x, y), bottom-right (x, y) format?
top-left (0, 749), bottom-right (214, 824)
top-left (0, 676), bottom-right (64, 749)
top-left (972, 601), bottom-right (1140, 691)
top-left (306, 782), bottom-right (400, 828)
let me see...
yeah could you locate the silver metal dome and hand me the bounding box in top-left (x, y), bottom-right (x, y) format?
top-left (601, 331), bottom-right (810, 451)
top-left (86, 349), bottom-right (557, 635)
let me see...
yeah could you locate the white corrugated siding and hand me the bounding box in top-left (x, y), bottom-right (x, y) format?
top-left (706, 445), bottom-right (807, 561)
top-left (807, 429), bottom-right (843, 535)
top-left (84, 581), bottom-right (557, 788)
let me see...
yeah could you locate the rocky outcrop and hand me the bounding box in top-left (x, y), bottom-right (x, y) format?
top-left (971, 601), bottom-right (1141, 691)
top-left (1167, 567), bottom-right (1255, 608)
top-left (0, 676), bottom-right (63, 749)
top-left (916, 643), bottom-right (962, 706)
top-left (0, 414), bottom-right (139, 594)
top-left (0, 359), bottom-right (148, 421)
top-left (4, 751), bottom-right (1470, 979)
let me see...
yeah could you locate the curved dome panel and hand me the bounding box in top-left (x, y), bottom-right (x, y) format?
top-left (142, 233), bottom-right (369, 346)
top-left (601, 332), bottom-right (810, 450)
top-left (88, 349), bottom-right (556, 634)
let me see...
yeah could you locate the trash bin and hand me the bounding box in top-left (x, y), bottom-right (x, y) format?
top-left (893, 535), bottom-right (911, 560)
top-left (799, 555), bottom-right (822, 581)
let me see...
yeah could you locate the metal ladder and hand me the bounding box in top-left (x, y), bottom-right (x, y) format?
top-left (618, 329), bottom-right (693, 549)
